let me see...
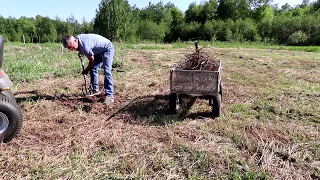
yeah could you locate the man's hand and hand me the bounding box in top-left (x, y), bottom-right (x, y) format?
top-left (82, 68), bottom-right (89, 75)
top-left (88, 56), bottom-right (94, 70)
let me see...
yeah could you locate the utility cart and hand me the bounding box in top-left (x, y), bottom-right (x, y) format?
top-left (169, 40), bottom-right (222, 118)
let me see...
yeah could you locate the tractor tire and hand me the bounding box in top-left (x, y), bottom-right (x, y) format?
top-left (0, 96), bottom-right (23, 143)
top-left (0, 90), bottom-right (16, 102)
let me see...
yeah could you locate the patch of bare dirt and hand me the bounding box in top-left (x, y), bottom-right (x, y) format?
top-left (127, 51), bottom-right (150, 65)
top-left (56, 92), bottom-right (126, 115)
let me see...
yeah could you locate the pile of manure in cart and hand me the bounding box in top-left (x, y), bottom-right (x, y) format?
top-left (176, 49), bottom-right (219, 71)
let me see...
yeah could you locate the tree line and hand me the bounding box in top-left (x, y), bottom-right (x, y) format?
top-left (1, 0), bottom-right (320, 46)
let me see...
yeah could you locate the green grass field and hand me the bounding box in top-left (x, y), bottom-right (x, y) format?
top-left (1, 41), bottom-right (319, 179)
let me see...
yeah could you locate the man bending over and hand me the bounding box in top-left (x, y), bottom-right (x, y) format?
top-left (62, 34), bottom-right (115, 105)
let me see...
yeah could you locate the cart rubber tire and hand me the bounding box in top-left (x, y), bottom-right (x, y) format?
top-left (169, 93), bottom-right (181, 114)
top-left (219, 83), bottom-right (223, 100)
top-left (0, 96), bottom-right (23, 143)
top-left (0, 90), bottom-right (16, 102)
top-left (211, 94), bottom-right (221, 118)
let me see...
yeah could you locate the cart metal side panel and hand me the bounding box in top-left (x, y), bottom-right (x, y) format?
top-left (170, 61), bottom-right (221, 96)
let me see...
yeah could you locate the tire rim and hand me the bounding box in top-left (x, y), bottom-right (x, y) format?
top-left (0, 112), bottom-right (9, 135)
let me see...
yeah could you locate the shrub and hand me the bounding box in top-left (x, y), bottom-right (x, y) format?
top-left (136, 20), bottom-right (166, 42)
top-left (287, 31), bottom-right (309, 45)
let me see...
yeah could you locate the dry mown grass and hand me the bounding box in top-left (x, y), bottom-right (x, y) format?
top-left (0, 44), bottom-right (319, 179)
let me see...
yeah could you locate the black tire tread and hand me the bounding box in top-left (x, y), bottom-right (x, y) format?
top-left (0, 90), bottom-right (15, 101)
top-left (211, 94), bottom-right (221, 118)
top-left (169, 93), bottom-right (177, 114)
top-left (0, 95), bottom-right (23, 143)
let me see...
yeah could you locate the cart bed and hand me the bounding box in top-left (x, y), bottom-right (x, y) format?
top-left (170, 61), bottom-right (221, 96)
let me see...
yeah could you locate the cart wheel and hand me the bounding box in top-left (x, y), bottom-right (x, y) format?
top-left (219, 82), bottom-right (223, 101)
top-left (169, 93), bottom-right (181, 114)
top-left (210, 94), bottom-right (221, 118)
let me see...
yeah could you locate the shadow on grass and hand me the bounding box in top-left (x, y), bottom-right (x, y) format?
top-left (14, 90), bottom-right (215, 126)
top-left (14, 90), bottom-right (56, 104)
top-left (110, 94), bottom-right (214, 126)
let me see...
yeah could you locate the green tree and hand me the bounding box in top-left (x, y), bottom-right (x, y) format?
top-left (136, 20), bottom-right (166, 42)
top-left (94, 0), bottom-right (132, 41)
top-left (165, 6), bottom-right (185, 42)
top-left (217, 0), bottom-right (250, 20)
top-left (185, 3), bottom-right (203, 23)
top-left (177, 21), bottom-right (202, 40)
top-left (287, 30), bottom-right (309, 45)
top-left (252, 4), bottom-right (274, 21)
top-left (139, 2), bottom-right (170, 24)
top-left (35, 16), bottom-right (57, 42)
top-left (0, 16), bottom-right (5, 35)
top-left (53, 17), bottom-right (72, 42)
top-left (5, 18), bottom-right (21, 42)
top-left (139, 2), bottom-right (174, 42)
top-left (234, 18), bottom-right (260, 41)
top-left (66, 14), bottom-right (80, 35)
top-left (201, 0), bottom-right (218, 23)
top-left (18, 17), bottom-right (36, 42)
top-left (81, 18), bottom-right (93, 33)
top-left (312, 0), bottom-right (320, 12)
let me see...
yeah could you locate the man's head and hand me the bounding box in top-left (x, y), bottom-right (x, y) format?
top-left (62, 35), bottom-right (78, 51)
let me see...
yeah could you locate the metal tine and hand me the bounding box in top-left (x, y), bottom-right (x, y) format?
top-left (78, 53), bottom-right (91, 96)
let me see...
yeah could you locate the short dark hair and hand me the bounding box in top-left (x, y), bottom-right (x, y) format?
top-left (61, 35), bottom-right (73, 47)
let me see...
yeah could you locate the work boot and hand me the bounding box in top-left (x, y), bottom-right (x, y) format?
top-left (103, 95), bottom-right (114, 105)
